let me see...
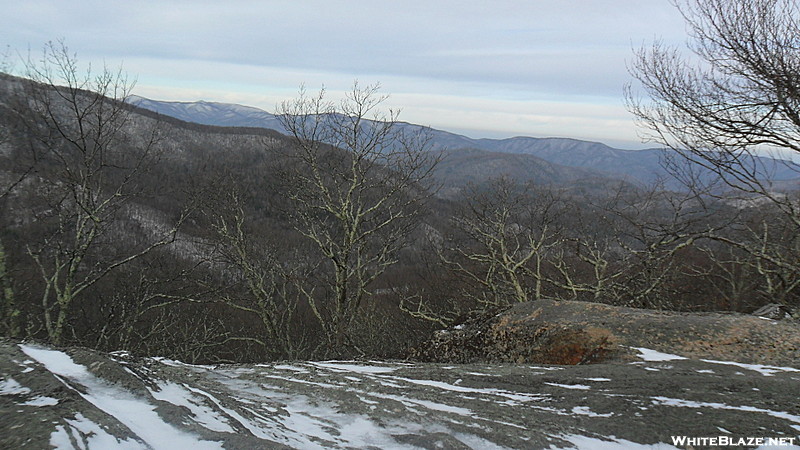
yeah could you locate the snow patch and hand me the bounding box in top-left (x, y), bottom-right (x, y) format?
top-left (651, 396), bottom-right (800, 424)
top-left (572, 406), bottom-right (614, 417)
top-left (150, 357), bottom-right (216, 370)
top-left (20, 344), bottom-right (224, 449)
top-left (272, 364), bottom-right (310, 373)
top-left (23, 395), bottom-right (59, 407)
top-left (148, 382), bottom-right (235, 433)
top-left (633, 347), bottom-right (687, 362)
top-left (50, 413), bottom-right (146, 449)
top-left (700, 359), bottom-right (800, 377)
top-left (308, 361), bottom-right (398, 374)
top-left (0, 377), bottom-right (30, 395)
top-left (545, 382), bottom-right (591, 390)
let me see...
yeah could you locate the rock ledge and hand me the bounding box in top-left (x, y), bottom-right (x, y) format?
top-left (408, 300), bottom-right (800, 367)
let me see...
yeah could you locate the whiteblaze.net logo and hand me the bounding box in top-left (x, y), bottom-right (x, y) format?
top-left (671, 436), bottom-right (797, 447)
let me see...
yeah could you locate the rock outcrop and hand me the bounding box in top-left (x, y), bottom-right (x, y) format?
top-left (2, 337), bottom-right (799, 449)
top-left (2, 301), bottom-right (800, 448)
top-left (409, 299), bottom-right (800, 366)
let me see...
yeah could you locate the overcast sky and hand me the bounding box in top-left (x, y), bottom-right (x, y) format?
top-left (1, 1), bottom-right (689, 148)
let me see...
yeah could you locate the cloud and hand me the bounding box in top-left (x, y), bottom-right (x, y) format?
top-left (0, 0), bottom-right (688, 147)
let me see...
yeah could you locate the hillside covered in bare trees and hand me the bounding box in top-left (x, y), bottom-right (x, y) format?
top-left (1, 33), bottom-right (800, 364)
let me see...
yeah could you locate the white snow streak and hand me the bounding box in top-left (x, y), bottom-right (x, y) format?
top-left (651, 396), bottom-right (800, 424)
top-left (23, 395), bottom-right (59, 406)
top-left (148, 382), bottom-right (235, 433)
top-left (307, 361), bottom-right (398, 374)
top-left (50, 413), bottom-right (145, 449)
top-left (0, 377), bottom-right (30, 395)
top-left (20, 344), bottom-right (223, 450)
top-left (699, 359), bottom-right (800, 377)
top-left (633, 348), bottom-right (687, 362)
top-left (545, 382), bottom-right (591, 390)
top-left (572, 406), bottom-right (614, 417)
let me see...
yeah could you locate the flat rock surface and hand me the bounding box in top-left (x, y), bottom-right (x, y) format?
top-left (1, 338), bottom-right (799, 449)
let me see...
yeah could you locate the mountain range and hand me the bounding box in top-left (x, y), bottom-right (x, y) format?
top-left (129, 96), bottom-right (800, 189)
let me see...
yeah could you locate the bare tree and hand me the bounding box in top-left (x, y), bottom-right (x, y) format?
top-left (509, 183), bottom-right (708, 309)
top-left (710, 202), bottom-right (800, 305)
top-left (134, 306), bottom-right (233, 364)
top-left (594, 186), bottom-right (708, 308)
top-left (627, 0), bottom-right (800, 307)
top-left (13, 42), bottom-right (182, 345)
top-left (277, 82), bottom-right (437, 356)
top-left (628, 0), bottom-right (800, 195)
top-left (207, 188), bottom-right (311, 359)
top-left (443, 178), bottom-right (565, 308)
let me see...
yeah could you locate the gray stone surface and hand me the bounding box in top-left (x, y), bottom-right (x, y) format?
top-left (1, 338), bottom-right (799, 449)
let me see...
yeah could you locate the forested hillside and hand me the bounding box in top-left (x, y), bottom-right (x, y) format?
top-left (1, 47), bottom-right (798, 364)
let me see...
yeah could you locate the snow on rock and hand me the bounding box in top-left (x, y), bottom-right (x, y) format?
top-left (650, 397), bottom-right (800, 425)
top-left (307, 361), bottom-right (398, 374)
top-left (19, 344), bottom-right (224, 450)
top-left (147, 382), bottom-right (235, 433)
top-left (22, 395), bottom-right (59, 406)
top-left (699, 359), bottom-right (800, 377)
top-left (1, 338), bottom-right (799, 449)
top-left (0, 376), bottom-right (30, 395)
top-left (633, 347), bottom-right (688, 362)
top-left (50, 413), bottom-right (145, 449)
top-left (544, 382), bottom-right (592, 390)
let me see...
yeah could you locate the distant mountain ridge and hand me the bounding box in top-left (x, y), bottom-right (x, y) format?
top-left (128, 96), bottom-right (799, 186)
top-left (128, 95), bottom-right (286, 130)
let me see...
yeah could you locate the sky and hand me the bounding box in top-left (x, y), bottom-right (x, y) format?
top-left (1, 1), bottom-right (689, 149)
